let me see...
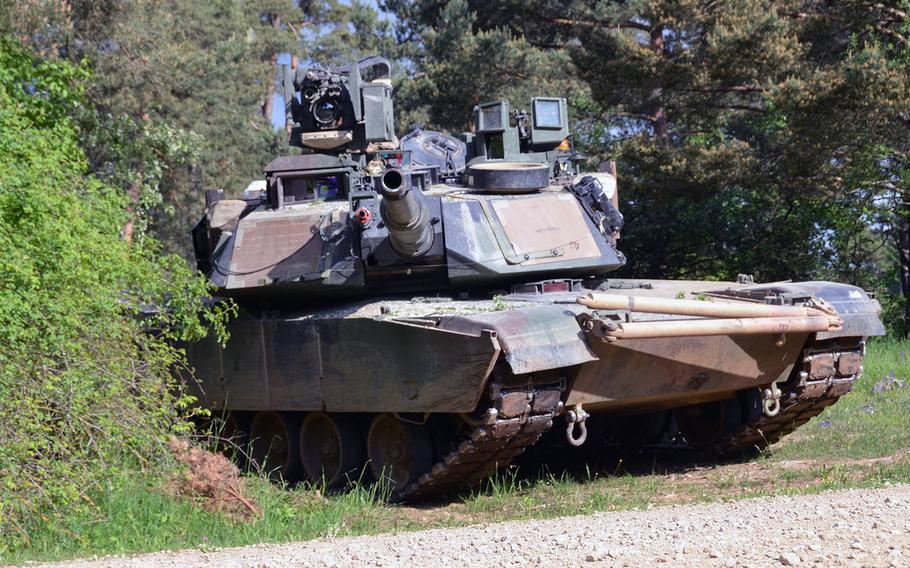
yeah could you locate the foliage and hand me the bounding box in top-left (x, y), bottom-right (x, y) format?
top-left (5, 0), bottom-right (301, 255)
top-left (0, 36), bottom-right (226, 549)
top-left (296, 0), bottom-right (402, 66)
top-left (385, 0), bottom-right (592, 133)
top-left (388, 0), bottom-right (910, 334)
top-left (6, 472), bottom-right (390, 563)
top-left (82, 0), bottom-right (299, 254)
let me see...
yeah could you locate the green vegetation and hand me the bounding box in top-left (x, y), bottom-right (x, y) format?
top-left (0, 38), bottom-right (225, 552)
top-left (389, 0), bottom-right (910, 334)
top-left (773, 337), bottom-right (910, 461)
top-left (5, 339), bottom-right (907, 564)
top-left (14, 478), bottom-right (390, 563)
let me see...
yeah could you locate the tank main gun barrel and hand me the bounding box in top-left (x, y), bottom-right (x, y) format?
top-left (377, 169), bottom-right (434, 258)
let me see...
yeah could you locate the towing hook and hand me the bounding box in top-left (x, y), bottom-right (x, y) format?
top-left (565, 404), bottom-right (590, 447)
top-left (762, 378), bottom-right (783, 417)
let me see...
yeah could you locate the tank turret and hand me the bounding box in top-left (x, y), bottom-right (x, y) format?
top-left (191, 55), bottom-right (625, 299)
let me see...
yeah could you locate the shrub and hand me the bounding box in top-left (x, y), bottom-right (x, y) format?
top-left (0, 37), bottom-right (225, 550)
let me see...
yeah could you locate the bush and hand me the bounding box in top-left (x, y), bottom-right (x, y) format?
top-left (0, 37), bottom-right (225, 551)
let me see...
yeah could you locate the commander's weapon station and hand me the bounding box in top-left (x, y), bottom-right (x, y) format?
top-left (277, 55), bottom-right (397, 204)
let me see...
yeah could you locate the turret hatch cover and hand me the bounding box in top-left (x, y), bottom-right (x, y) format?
top-left (488, 193), bottom-right (601, 265)
top-left (400, 128), bottom-right (466, 172)
top-left (226, 213), bottom-right (324, 289)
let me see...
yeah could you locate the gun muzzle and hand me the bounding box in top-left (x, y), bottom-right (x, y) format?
top-left (377, 169), bottom-right (434, 258)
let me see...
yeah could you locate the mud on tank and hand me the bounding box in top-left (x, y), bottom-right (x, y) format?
top-left (185, 56), bottom-right (885, 499)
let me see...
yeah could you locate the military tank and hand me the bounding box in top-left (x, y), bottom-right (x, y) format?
top-left (185, 56), bottom-right (884, 499)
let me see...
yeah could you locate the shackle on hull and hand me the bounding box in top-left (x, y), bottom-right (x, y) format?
top-left (377, 169), bottom-right (435, 258)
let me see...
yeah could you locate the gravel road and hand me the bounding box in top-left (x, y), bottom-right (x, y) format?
top-left (27, 484), bottom-right (910, 568)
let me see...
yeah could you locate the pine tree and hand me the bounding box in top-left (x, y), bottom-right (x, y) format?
top-left (390, 0), bottom-right (910, 332)
top-left (5, 0), bottom-right (302, 253)
top-left (386, 0), bottom-right (591, 133)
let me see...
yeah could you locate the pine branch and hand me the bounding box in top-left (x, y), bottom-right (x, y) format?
top-left (547, 17), bottom-right (652, 34)
top-left (874, 3), bottom-right (908, 21)
top-left (669, 85), bottom-right (767, 94)
top-left (875, 24), bottom-right (910, 46)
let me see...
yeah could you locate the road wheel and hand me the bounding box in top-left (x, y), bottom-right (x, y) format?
top-left (300, 412), bottom-right (365, 488)
top-left (367, 413), bottom-right (433, 492)
top-left (249, 411), bottom-right (302, 483)
top-left (607, 410), bottom-right (670, 446)
top-left (674, 398), bottom-right (742, 448)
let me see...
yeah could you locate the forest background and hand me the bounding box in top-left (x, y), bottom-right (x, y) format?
top-left (1, 0), bottom-right (909, 554)
top-left (5, 0), bottom-right (910, 329)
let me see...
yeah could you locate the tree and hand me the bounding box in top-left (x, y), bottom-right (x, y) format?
top-left (4, 0), bottom-right (302, 254)
top-left (389, 0), bottom-right (910, 333)
top-left (296, 0), bottom-right (401, 65)
top-left (85, 0), bottom-right (301, 252)
top-left (384, 0), bottom-right (592, 133)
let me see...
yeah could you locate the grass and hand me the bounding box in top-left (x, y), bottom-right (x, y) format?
top-left (9, 478), bottom-right (398, 564)
top-left (4, 338), bottom-right (909, 565)
top-left (771, 336), bottom-right (910, 460)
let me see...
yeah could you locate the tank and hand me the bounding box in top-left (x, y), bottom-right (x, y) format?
top-left (185, 56), bottom-right (885, 498)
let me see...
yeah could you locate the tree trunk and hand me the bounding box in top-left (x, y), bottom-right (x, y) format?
top-left (649, 26), bottom-right (668, 138)
top-left (122, 113), bottom-right (150, 243)
top-left (262, 53), bottom-right (276, 119)
top-left (261, 14), bottom-right (282, 120)
top-left (285, 54), bottom-right (299, 135)
top-left (898, 191), bottom-right (910, 333)
top-left (122, 181), bottom-right (141, 243)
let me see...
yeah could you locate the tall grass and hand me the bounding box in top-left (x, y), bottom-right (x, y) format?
top-left (6, 476), bottom-right (391, 564)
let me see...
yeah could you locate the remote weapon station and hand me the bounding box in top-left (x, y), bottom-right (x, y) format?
top-left (188, 57), bottom-right (884, 498)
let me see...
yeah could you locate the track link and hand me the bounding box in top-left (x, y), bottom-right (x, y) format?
top-left (397, 388), bottom-right (561, 500)
top-left (711, 336), bottom-right (866, 454)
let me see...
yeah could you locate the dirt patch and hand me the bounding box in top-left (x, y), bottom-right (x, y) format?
top-left (168, 436), bottom-right (260, 521)
top-left (397, 502), bottom-right (474, 526)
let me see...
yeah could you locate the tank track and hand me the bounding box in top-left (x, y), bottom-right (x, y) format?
top-left (398, 337), bottom-right (865, 499)
top-left (709, 336), bottom-right (866, 454)
top-left (397, 387), bottom-right (561, 500)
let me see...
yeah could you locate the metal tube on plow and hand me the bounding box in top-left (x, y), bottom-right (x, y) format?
top-left (577, 292), bottom-right (836, 318)
top-left (602, 314), bottom-right (842, 340)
